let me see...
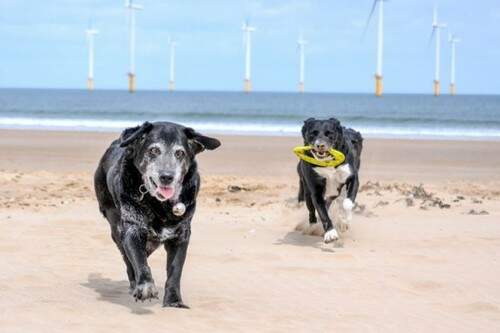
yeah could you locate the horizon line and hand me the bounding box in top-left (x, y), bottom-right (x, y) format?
top-left (0, 87), bottom-right (497, 97)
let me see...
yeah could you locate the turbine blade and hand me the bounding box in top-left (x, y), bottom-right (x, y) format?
top-left (427, 28), bottom-right (436, 49)
top-left (362, 0), bottom-right (378, 40)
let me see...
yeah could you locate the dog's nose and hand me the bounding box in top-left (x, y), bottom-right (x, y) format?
top-left (159, 173), bottom-right (174, 185)
top-left (315, 142), bottom-right (326, 150)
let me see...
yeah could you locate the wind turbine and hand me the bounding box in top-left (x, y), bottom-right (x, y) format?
top-left (364, 0), bottom-right (386, 97)
top-left (448, 33), bottom-right (461, 96)
top-left (85, 26), bottom-right (99, 91)
top-left (297, 33), bottom-right (307, 93)
top-left (430, 6), bottom-right (447, 96)
top-left (168, 37), bottom-right (177, 92)
top-left (242, 21), bottom-right (256, 93)
top-left (125, 0), bottom-right (143, 93)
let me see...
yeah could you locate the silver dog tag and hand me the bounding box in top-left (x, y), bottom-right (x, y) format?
top-left (172, 202), bottom-right (186, 216)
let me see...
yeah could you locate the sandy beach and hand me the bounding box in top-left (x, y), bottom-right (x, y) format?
top-left (0, 129), bottom-right (499, 332)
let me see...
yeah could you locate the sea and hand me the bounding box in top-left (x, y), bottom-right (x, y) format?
top-left (1, 88), bottom-right (499, 140)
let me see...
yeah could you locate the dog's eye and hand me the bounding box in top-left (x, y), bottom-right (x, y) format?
top-left (311, 130), bottom-right (319, 136)
top-left (175, 149), bottom-right (185, 159)
top-left (324, 131), bottom-right (331, 136)
top-left (148, 147), bottom-right (161, 157)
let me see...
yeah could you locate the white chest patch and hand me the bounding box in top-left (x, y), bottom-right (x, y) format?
top-left (313, 163), bottom-right (352, 198)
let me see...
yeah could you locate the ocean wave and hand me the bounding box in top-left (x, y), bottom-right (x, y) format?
top-left (1, 117), bottom-right (500, 140)
top-left (2, 110), bottom-right (499, 128)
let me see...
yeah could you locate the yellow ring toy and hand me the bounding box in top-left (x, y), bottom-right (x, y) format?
top-left (293, 145), bottom-right (346, 168)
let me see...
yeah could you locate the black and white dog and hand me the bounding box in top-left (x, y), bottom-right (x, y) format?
top-left (94, 121), bottom-right (221, 308)
top-left (297, 117), bottom-right (363, 243)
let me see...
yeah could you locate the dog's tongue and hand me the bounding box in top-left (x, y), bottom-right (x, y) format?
top-left (157, 186), bottom-right (174, 200)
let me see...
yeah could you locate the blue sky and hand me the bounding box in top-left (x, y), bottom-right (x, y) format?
top-left (0, 0), bottom-right (499, 94)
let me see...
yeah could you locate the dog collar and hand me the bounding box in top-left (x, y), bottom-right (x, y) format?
top-left (293, 145), bottom-right (346, 168)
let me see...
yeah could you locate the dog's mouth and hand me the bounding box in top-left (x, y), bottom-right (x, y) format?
top-left (150, 177), bottom-right (175, 201)
top-left (311, 149), bottom-right (334, 161)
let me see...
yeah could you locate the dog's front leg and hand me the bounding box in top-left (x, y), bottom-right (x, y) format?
top-left (311, 192), bottom-right (338, 243)
top-left (305, 192), bottom-right (317, 223)
top-left (163, 238), bottom-right (190, 308)
top-left (344, 173), bottom-right (359, 211)
top-left (122, 223), bottom-right (159, 301)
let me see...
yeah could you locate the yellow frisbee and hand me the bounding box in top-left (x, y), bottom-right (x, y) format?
top-left (293, 145), bottom-right (346, 168)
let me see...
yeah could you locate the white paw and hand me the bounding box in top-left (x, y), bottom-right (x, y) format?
top-left (324, 229), bottom-right (339, 243)
top-left (343, 198), bottom-right (354, 211)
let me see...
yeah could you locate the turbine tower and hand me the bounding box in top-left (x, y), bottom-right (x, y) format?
top-left (168, 37), bottom-right (177, 92)
top-left (242, 21), bottom-right (256, 93)
top-left (297, 33), bottom-right (307, 93)
top-left (364, 0), bottom-right (386, 97)
top-left (85, 27), bottom-right (98, 91)
top-left (448, 33), bottom-right (461, 96)
top-left (125, 0), bottom-right (143, 93)
top-left (430, 6), bottom-right (447, 96)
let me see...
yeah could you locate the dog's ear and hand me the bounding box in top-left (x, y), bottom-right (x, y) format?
top-left (184, 128), bottom-right (221, 154)
top-left (304, 117), bottom-right (315, 124)
top-left (120, 122), bottom-right (153, 147)
top-left (328, 117), bottom-right (343, 131)
top-left (328, 117), bottom-right (340, 125)
top-left (301, 118), bottom-right (315, 141)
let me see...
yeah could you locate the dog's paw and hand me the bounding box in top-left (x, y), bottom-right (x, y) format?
top-left (324, 229), bottom-right (339, 243)
top-left (132, 281), bottom-right (159, 302)
top-left (163, 301), bottom-right (190, 309)
top-left (343, 198), bottom-right (354, 211)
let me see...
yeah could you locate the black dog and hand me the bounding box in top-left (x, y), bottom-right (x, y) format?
top-left (297, 117), bottom-right (363, 243)
top-left (94, 121), bottom-right (221, 308)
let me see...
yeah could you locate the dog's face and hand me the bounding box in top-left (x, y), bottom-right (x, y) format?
top-left (120, 122), bottom-right (221, 202)
top-left (301, 117), bottom-right (343, 161)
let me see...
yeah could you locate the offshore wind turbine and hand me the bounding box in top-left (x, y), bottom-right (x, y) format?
top-left (297, 33), bottom-right (307, 93)
top-left (125, 0), bottom-right (143, 93)
top-left (448, 33), bottom-right (461, 96)
top-left (168, 37), bottom-right (177, 92)
top-left (85, 26), bottom-right (98, 91)
top-left (364, 0), bottom-right (386, 97)
top-left (430, 6), bottom-right (447, 96)
top-left (242, 21), bottom-right (256, 93)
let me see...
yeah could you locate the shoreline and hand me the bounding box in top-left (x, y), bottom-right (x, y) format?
top-left (1, 125), bottom-right (500, 142)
